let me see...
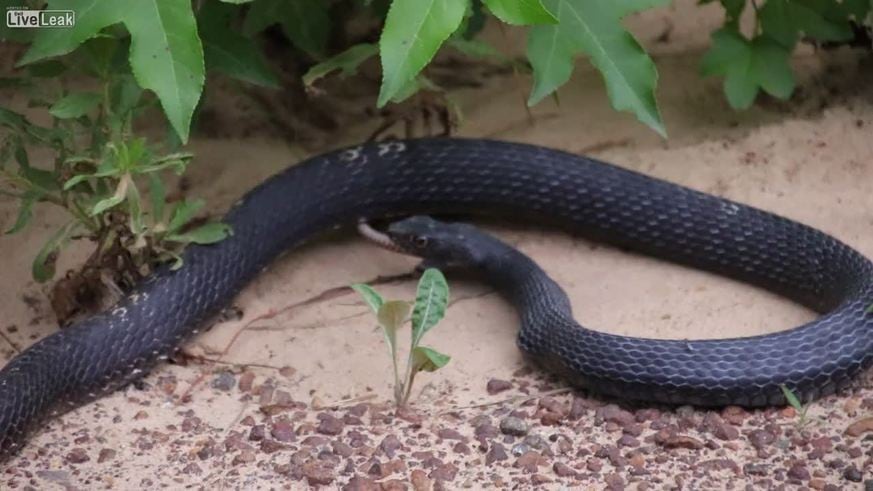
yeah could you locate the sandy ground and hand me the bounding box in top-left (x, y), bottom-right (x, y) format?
top-left (1, 2), bottom-right (873, 489)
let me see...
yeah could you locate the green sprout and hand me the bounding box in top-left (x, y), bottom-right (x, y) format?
top-left (352, 268), bottom-right (452, 406)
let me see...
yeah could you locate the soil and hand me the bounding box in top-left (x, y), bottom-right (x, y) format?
top-left (1, 1), bottom-right (872, 489)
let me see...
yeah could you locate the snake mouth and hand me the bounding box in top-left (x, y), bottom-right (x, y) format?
top-left (357, 219), bottom-right (405, 254)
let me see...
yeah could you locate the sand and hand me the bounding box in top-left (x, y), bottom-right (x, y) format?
top-left (1, 1), bottom-right (871, 489)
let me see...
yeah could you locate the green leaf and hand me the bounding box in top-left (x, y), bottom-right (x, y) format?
top-left (127, 178), bottom-right (145, 236)
top-left (759, 0), bottom-right (854, 48)
top-left (701, 29), bottom-right (794, 109)
top-left (410, 346), bottom-right (451, 373)
top-left (482, 0), bottom-right (557, 25)
top-left (27, 60), bottom-right (67, 77)
top-left (167, 198), bottom-right (205, 233)
top-left (377, 300), bottom-right (411, 357)
top-left (220, 0), bottom-right (254, 3)
top-left (123, 0), bottom-right (204, 143)
top-left (527, 0), bottom-right (668, 137)
top-left (32, 221), bottom-right (79, 282)
top-left (5, 190), bottom-right (40, 235)
top-left (90, 175), bottom-right (130, 215)
top-left (411, 268), bottom-right (449, 347)
top-left (779, 384), bottom-right (803, 411)
top-left (167, 222), bottom-right (231, 244)
top-left (49, 92), bottom-right (102, 119)
top-left (243, 0), bottom-right (329, 56)
top-left (448, 38), bottom-right (508, 62)
top-left (148, 173), bottom-right (166, 224)
top-left (302, 44), bottom-right (378, 86)
top-left (351, 283), bottom-right (385, 314)
top-left (0, 107), bottom-right (59, 144)
top-left (20, 0), bottom-right (204, 144)
top-left (199, 1), bottom-right (279, 88)
top-left (377, 0), bottom-right (467, 107)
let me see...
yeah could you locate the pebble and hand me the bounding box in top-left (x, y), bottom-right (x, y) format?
top-left (97, 448), bottom-right (116, 463)
top-left (211, 371), bottom-right (236, 391)
top-left (617, 434), bottom-right (640, 447)
top-left (271, 421), bottom-right (295, 442)
top-left (410, 469), bottom-right (433, 491)
top-left (436, 428), bottom-right (464, 441)
top-left (786, 463), bottom-right (810, 481)
top-left (500, 416), bottom-right (529, 436)
top-left (317, 414), bottom-right (344, 435)
top-left (486, 378), bottom-right (512, 394)
top-left (553, 462), bottom-right (576, 477)
top-left (596, 404), bottom-right (635, 427)
top-left (429, 463), bottom-right (459, 481)
top-left (747, 429), bottom-right (776, 449)
top-left (845, 416), bottom-right (873, 437)
top-left (379, 434), bottom-right (402, 458)
top-left (486, 443), bottom-right (509, 465)
top-left (343, 476), bottom-right (378, 491)
top-left (303, 461), bottom-right (334, 486)
top-left (238, 371), bottom-right (255, 392)
top-left (65, 448), bottom-right (90, 464)
top-left (843, 465), bottom-right (863, 482)
top-left (514, 451), bottom-right (545, 473)
top-left (604, 472), bottom-right (625, 490)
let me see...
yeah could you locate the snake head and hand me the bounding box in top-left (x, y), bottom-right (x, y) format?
top-left (385, 215), bottom-right (491, 270)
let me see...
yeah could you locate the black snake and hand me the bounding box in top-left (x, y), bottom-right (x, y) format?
top-left (0, 138), bottom-right (871, 457)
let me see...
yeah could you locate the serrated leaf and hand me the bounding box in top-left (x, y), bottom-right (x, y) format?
top-left (701, 29), bottom-right (794, 109)
top-left (760, 0), bottom-right (854, 48)
top-left (410, 346), bottom-right (451, 372)
top-left (20, 0), bottom-right (204, 144)
top-left (199, 1), bottom-right (279, 88)
top-left (32, 221), bottom-right (79, 282)
top-left (377, 0), bottom-right (467, 107)
top-left (411, 268), bottom-right (449, 347)
top-left (483, 0), bottom-right (557, 24)
top-left (123, 0), bottom-right (204, 143)
top-left (302, 43), bottom-right (378, 86)
top-left (351, 283), bottom-right (385, 314)
top-left (527, 0), bottom-right (668, 137)
top-left (167, 222), bottom-right (231, 244)
top-left (49, 92), bottom-right (101, 119)
top-left (167, 198), bottom-right (205, 233)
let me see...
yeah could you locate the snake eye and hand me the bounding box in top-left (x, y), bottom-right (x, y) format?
top-left (414, 236), bottom-right (428, 248)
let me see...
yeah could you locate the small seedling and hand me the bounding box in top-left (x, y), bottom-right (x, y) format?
top-left (352, 268), bottom-right (451, 406)
top-left (780, 384), bottom-right (810, 427)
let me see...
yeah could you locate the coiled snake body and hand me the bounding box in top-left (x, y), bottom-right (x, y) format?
top-left (1, 138), bottom-right (871, 456)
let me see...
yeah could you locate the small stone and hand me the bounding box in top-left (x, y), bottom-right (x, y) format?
top-left (97, 448), bottom-right (116, 463)
top-left (568, 397), bottom-right (588, 420)
top-left (500, 416), bottom-right (529, 437)
top-left (514, 451), bottom-right (544, 473)
top-left (429, 463), bottom-right (459, 481)
top-left (744, 463), bottom-right (769, 476)
top-left (260, 439), bottom-right (288, 454)
top-left (721, 406), bottom-right (748, 425)
top-left (249, 424), bottom-right (266, 441)
top-left (617, 435), bottom-right (640, 447)
top-left (410, 469), bottom-right (432, 491)
top-left (553, 462), bottom-right (575, 477)
top-left (211, 371), bottom-right (236, 391)
top-left (182, 462), bottom-right (203, 475)
top-left (66, 448), bottom-right (90, 464)
top-left (436, 428), bottom-right (464, 441)
top-left (343, 476), bottom-right (379, 491)
top-left (134, 410), bottom-right (149, 420)
top-left (787, 463), bottom-right (810, 481)
top-left (317, 414), bottom-right (344, 436)
top-left (238, 371), bottom-right (255, 392)
top-left (232, 449), bottom-right (255, 465)
top-left (475, 423), bottom-right (499, 439)
top-left (845, 417), bottom-right (873, 437)
top-left (271, 421), bottom-right (295, 442)
top-left (279, 366), bottom-right (297, 378)
top-left (843, 466), bottom-right (863, 482)
top-left (487, 379), bottom-right (512, 394)
top-left (660, 435), bottom-right (704, 450)
top-left (596, 404), bottom-right (635, 427)
top-left (303, 461), bottom-right (334, 486)
top-left (604, 472), bottom-right (625, 490)
top-left (380, 434), bottom-right (402, 458)
top-left (748, 429), bottom-right (776, 449)
top-left (486, 443), bottom-right (509, 465)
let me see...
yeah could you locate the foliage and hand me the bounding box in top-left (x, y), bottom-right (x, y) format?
top-left (780, 384), bottom-right (811, 427)
top-left (700, 0), bottom-right (870, 110)
top-left (2, 18), bottom-right (230, 285)
top-left (352, 268), bottom-right (451, 406)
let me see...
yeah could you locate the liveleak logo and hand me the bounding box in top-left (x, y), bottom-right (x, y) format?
top-left (6, 9), bottom-right (75, 28)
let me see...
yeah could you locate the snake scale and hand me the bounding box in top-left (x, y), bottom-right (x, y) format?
top-left (0, 138), bottom-right (871, 457)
